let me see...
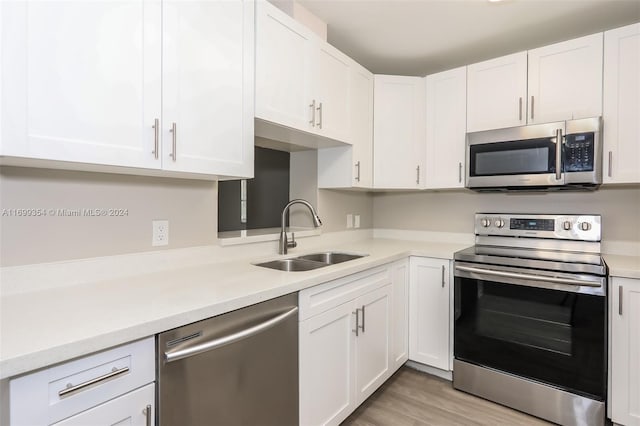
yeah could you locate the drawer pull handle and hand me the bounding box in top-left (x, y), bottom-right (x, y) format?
top-left (59, 366), bottom-right (130, 397)
top-left (143, 404), bottom-right (152, 426)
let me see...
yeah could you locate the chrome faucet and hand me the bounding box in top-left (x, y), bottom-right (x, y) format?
top-left (279, 199), bottom-right (322, 255)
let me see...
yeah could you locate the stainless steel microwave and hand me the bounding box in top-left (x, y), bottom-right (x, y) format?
top-left (466, 117), bottom-right (602, 191)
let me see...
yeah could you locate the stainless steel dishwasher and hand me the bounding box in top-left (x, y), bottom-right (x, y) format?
top-left (157, 293), bottom-right (298, 426)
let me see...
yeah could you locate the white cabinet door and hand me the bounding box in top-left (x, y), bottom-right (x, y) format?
top-left (390, 259), bottom-right (409, 371)
top-left (528, 33), bottom-right (603, 124)
top-left (350, 63), bottom-right (374, 188)
top-left (373, 75), bottom-right (426, 189)
top-left (0, 0), bottom-right (161, 168)
top-left (466, 51), bottom-right (527, 132)
top-left (610, 277), bottom-right (640, 426)
top-left (255, 1), bottom-right (314, 134)
top-left (317, 62), bottom-right (373, 189)
top-left (299, 300), bottom-right (356, 426)
top-left (315, 44), bottom-right (351, 143)
top-left (162, 0), bottom-right (253, 177)
top-left (409, 257), bottom-right (450, 371)
top-left (355, 284), bottom-right (392, 404)
top-left (603, 23), bottom-right (640, 184)
top-left (425, 66), bottom-right (467, 189)
top-left (52, 384), bottom-right (154, 426)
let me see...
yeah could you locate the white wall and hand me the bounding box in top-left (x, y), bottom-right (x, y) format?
top-left (373, 186), bottom-right (640, 244)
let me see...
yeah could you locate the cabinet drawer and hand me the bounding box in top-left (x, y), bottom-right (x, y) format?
top-left (299, 265), bottom-right (391, 321)
top-left (52, 383), bottom-right (154, 426)
top-left (10, 337), bottom-right (154, 426)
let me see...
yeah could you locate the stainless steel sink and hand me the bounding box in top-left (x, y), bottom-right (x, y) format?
top-left (254, 258), bottom-right (327, 272)
top-left (296, 252), bottom-right (365, 265)
top-left (255, 252), bottom-right (367, 272)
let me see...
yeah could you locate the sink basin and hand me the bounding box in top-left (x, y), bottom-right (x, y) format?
top-left (255, 252), bottom-right (367, 272)
top-left (254, 258), bottom-right (327, 272)
top-left (296, 252), bottom-right (366, 265)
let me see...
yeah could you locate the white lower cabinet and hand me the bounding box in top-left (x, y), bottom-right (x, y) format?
top-left (299, 260), bottom-right (407, 426)
top-left (9, 337), bottom-right (155, 426)
top-left (610, 277), bottom-right (640, 426)
top-left (390, 259), bottom-right (410, 370)
top-left (409, 257), bottom-right (451, 371)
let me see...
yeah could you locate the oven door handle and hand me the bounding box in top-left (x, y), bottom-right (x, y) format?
top-left (455, 265), bottom-right (602, 288)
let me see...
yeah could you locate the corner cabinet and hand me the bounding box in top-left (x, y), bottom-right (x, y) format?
top-left (425, 66), bottom-right (467, 189)
top-left (466, 33), bottom-right (603, 132)
top-left (255, 0), bottom-right (351, 146)
top-left (603, 23), bottom-right (640, 184)
top-left (318, 62), bottom-right (374, 189)
top-left (373, 75), bottom-right (426, 189)
top-left (0, 0), bottom-right (253, 179)
top-left (409, 257), bottom-right (451, 371)
top-left (610, 277), bottom-right (640, 426)
top-left (299, 260), bottom-right (408, 426)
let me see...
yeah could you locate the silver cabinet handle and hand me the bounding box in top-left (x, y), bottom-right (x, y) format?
top-left (555, 128), bottom-right (563, 180)
top-left (316, 102), bottom-right (323, 129)
top-left (360, 305), bottom-right (365, 333)
top-left (519, 97), bottom-right (523, 121)
top-left (441, 265), bottom-right (446, 288)
top-left (530, 95), bottom-right (535, 120)
top-left (355, 161), bottom-right (361, 182)
top-left (353, 309), bottom-right (360, 336)
top-left (164, 307), bottom-right (298, 363)
top-left (608, 151), bottom-right (613, 178)
top-left (169, 122), bottom-right (177, 162)
top-left (416, 165), bottom-right (420, 185)
top-left (619, 285), bottom-right (623, 315)
top-left (58, 366), bottom-right (130, 397)
top-left (309, 100), bottom-right (316, 127)
top-left (455, 265), bottom-right (602, 287)
top-left (458, 162), bottom-right (462, 183)
top-left (152, 118), bottom-right (159, 160)
top-left (143, 404), bottom-right (152, 426)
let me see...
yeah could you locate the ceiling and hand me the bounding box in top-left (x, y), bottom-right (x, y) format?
top-left (295, 0), bottom-right (640, 76)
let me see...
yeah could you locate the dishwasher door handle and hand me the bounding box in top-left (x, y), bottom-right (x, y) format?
top-left (164, 307), bottom-right (298, 363)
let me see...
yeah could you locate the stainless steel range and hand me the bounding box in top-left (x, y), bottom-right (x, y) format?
top-left (453, 213), bottom-right (607, 426)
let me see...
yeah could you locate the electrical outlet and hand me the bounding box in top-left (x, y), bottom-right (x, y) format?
top-left (152, 220), bottom-right (169, 246)
top-left (346, 214), bottom-right (353, 229)
top-left (354, 215), bottom-right (361, 228)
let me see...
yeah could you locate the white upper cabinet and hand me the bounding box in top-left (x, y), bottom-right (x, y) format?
top-left (603, 23), bottom-right (640, 184)
top-left (0, 0), bottom-right (253, 179)
top-left (318, 62), bottom-right (374, 189)
top-left (528, 33), bottom-right (603, 124)
top-left (467, 52), bottom-right (528, 132)
top-left (255, 0), bottom-right (351, 145)
top-left (0, 0), bottom-right (162, 169)
top-left (425, 66), bottom-right (467, 189)
top-left (373, 75), bottom-right (426, 189)
top-left (467, 33), bottom-right (603, 131)
top-left (162, 0), bottom-right (253, 177)
top-left (255, 1), bottom-right (314, 132)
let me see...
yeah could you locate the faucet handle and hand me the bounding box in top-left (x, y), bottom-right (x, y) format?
top-left (288, 232), bottom-right (297, 249)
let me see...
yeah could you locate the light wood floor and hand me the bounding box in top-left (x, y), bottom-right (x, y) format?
top-left (341, 366), bottom-right (552, 426)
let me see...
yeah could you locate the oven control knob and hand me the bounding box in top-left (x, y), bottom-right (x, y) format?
top-left (494, 219), bottom-right (505, 228)
top-left (580, 222), bottom-right (592, 231)
top-left (481, 218), bottom-right (491, 227)
top-left (563, 221), bottom-right (572, 231)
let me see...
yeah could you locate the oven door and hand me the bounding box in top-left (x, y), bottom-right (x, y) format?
top-left (454, 262), bottom-right (606, 400)
top-left (466, 121), bottom-right (565, 189)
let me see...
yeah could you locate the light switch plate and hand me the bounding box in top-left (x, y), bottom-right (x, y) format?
top-left (354, 215), bottom-right (361, 228)
top-left (346, 214), bottom-right (353, 229)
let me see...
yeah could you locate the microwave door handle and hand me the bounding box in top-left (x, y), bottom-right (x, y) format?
top-left (555, 128), bottom-right (563, 181)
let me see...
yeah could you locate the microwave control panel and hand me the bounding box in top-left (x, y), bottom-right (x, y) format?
top-left (564, 132), bottom-right (595, 172)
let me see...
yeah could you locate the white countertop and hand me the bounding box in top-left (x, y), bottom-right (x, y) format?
top-left (0, 237), bottom-right (466, 380)
top-left (2, 233), bottom-right (638, 381)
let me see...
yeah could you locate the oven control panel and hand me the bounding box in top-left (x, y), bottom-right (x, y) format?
top-left (475, 213), bottom-right (601, 241)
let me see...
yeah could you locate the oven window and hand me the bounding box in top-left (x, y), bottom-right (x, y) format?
top-left (469, 138), bottom-right (556, 176)
top-left (454, 277), bottom-right (606, 400)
